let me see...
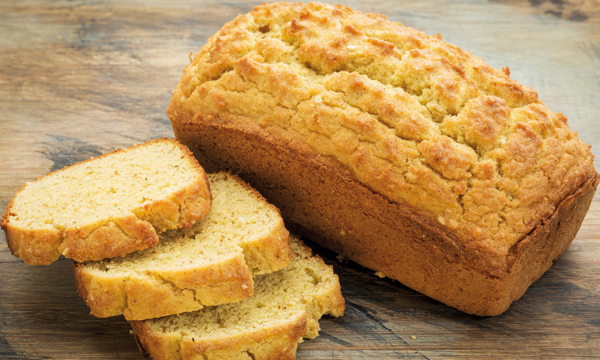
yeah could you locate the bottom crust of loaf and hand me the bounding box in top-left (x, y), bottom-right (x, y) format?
top-left (173, 118), bottom-right (599, 316)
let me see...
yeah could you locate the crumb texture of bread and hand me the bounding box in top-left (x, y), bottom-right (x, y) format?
top-left (168, 1), bottom-right (596, 258)
top-left (129, 237), bottom-right (345, 360)
top-left (1, 138), bottom-right (212, 265)
top-left (74, 172), bottom-right (292, 320)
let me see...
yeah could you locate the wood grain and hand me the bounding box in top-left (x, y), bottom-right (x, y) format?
top-left (1, 0), bottom-right (599, 359)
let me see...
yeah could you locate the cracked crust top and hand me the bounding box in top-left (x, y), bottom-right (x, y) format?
top-left (1, 138), bottom-right (212, 265)
top-left (168, 2), bottom-right (597, 257)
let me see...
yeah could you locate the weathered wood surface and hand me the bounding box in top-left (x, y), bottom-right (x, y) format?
top-left (1, 0), bottom-right (599, 359)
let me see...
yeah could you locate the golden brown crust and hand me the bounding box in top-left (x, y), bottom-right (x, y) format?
top-left (168, 1), bottom-right (596, 254)
top-left (60, 215), bottom-right (160, 263)
top-left (168, 1), bottom-right (598, 315)
top-left (1, 138), bottom-right (212, 265)
top-left (73, 253), bottom-right (254, 320)
top-left (2, 217), bottom-right (63, 265)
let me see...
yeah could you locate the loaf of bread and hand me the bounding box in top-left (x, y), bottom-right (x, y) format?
top-left (1, 138), bottom-right (212, 265)
top-left (168, 2), bottom-right (599, 315)
top-left (74, 172), bottom-right (292, 320)
top-left (130, 236), bottom-right (344, 360)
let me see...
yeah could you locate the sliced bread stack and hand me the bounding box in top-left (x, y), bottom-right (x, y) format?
top-left (1, 138), bottom-right (345, 359)
top-left (75, 171), bottom-right (345, 359)
top-left (74, 171), bottom-right (294, 320)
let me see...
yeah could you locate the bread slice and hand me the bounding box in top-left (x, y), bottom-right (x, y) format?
top-left (74, 172), bottom-right (292, 320)
top-left (1, 138), bottom-right (212, 265)
top-left (129, 236), bottom-right (344, 360)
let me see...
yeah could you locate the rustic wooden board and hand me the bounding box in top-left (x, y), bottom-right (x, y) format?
top-left (1, 0), bottom-right (599, 359)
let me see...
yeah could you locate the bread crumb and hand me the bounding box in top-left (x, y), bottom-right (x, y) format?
top-left (336, 254), bottom-right (346, 263)
top-left (340, 230), bottom-right (345, 236)
top-left (437, 216), bottom-right (446, 225)
top-left (315, 94), bottom-right (323, 103)
top-left (375, 271), bottom-right (385, 278)
top-left (411, 335), bottom-right (416, 340)
top-left (130, 330), bottom-right (133, 335)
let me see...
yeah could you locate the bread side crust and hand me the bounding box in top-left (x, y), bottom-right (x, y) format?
top-left (73, 253), bottom-right (254, 320)
top-left (1, 138), bottom-right (212, 265)
top-left (173, 116), bottom-right (598, 316)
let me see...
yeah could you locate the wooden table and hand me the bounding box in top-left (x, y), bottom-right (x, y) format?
top-left (1, 0), bottom-right (599, 358)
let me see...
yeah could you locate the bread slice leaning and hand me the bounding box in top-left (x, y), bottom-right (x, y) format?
top-left (1, 138), bottom-right (212, 265)
top-left (74, 172), bottom-right (293, 321)
top-left (130, 236), bottom-right (345, 360)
